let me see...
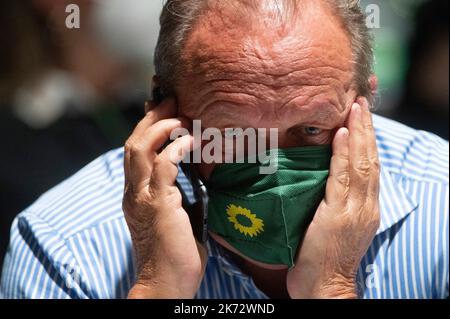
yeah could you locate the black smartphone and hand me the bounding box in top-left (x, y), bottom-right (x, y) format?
top-left (177, 162), bottom-right (209, 243)
top-left (153, 87), bottom-right (209, 243)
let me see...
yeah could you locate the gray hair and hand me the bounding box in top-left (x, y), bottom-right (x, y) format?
top-left (154, 0), bottom-right (374, 103)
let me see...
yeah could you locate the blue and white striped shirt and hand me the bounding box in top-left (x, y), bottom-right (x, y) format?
top-left (1, 115), bottom-right (448, 299)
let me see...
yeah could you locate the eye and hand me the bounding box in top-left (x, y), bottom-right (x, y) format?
top-left (303, 127), bottom-right (323, 136)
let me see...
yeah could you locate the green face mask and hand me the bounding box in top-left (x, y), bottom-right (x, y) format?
top-left (206, 145), bottom-right (332, 268)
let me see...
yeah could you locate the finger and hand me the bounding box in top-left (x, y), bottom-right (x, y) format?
top-left (140, 117), bottom-right (191, 156)
top-left (124, 98), bottom-right (177, 180)
top-left (126, 118), bottom-right (190, 193)
top-left (324, 127), bottom-right (349, 206)
top-left (347, 102), bottom-right (370, 202)
top-left (357, 97), bottom-right (377, 159)
top-left (151, 135), bottom-right (195, 190)
top-left (357, 97), bottom-right (380, 201)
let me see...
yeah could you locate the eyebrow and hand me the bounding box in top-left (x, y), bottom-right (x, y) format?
top-left (199, 99), bottom-right (343, 132)
top-left (297, 101), bottom-right (343, 127)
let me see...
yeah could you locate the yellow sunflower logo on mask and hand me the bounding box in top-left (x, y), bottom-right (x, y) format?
top-left (226, 204), bottom-right (264, 237)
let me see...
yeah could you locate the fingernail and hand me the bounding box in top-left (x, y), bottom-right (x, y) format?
top-left (340, 127), bottom-right (349, 136)
top-left (335, 127), bottom-right (349, 141)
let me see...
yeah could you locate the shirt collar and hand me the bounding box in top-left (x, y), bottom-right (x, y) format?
top-left (376, 165), bottom-right (418, 235)
top-left (206, 237), bottom-right (270, 298)
top-left (206, 238), bottom-right (248, 278)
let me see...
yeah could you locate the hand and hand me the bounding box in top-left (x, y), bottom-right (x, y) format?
top-left (287, 98), bottom-right (380, 299)
top-left (123, 98), bottom-right (207, 299)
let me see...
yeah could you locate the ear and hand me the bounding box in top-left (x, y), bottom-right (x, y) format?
top-left (369, 74), bottom-right (378, 96)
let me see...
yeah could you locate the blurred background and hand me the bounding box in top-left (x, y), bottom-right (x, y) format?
top-left (0, 0), bottom-right (448, 268)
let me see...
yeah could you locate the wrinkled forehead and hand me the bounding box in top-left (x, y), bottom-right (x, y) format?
top-left (181, 0), bottom-right (352, 72)
top-left (177, 0), bottom-right (354, 119)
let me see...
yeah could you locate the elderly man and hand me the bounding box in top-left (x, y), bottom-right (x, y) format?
top-left (1, 0), bottom-right (448, 299)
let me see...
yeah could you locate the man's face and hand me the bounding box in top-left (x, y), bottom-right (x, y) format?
top-left (171, 1), bottom-right (360, 269)
top-left (176, 1), bottom-right (357, 158)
